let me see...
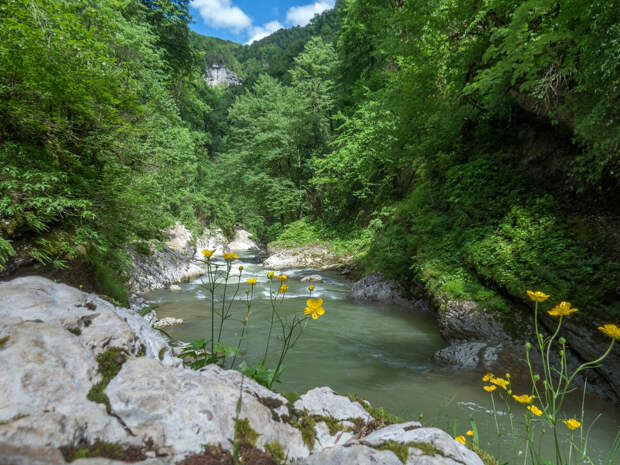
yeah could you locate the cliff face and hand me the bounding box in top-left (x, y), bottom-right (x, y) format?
top-left (205, 64), bottom-right (243, 87)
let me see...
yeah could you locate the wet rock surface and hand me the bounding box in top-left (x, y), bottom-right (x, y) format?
top-left (351, 272), bottom-right (430, 312)
top-left (263, 244), bottom-right (347, 270)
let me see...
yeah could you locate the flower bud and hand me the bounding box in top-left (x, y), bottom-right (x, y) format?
top-left (525, 342), bottom-right (532, 351)
top-left (533, 374), bottom-right (540, 382)
top-left (239, 265), bottom-right (244, 271)
top-left (559, 337), bottom-right (566, 345)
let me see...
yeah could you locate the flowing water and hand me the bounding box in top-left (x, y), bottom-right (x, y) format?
top-left (147, 253), bottom-right (620, 465)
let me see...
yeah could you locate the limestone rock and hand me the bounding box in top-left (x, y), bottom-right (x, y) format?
top-left (301, 444), bottom-right (403, 465)
top-left (0, 321), bottom-right (137, 448)
top-left (0, 277), bottom-right (178, 366)
top-left (105, 358), bottom-right (308, 459)
top-left (169, 284), bottom-right (182, 291)
top-left (361, 423), bottom-right (483, 465)
top-left (228, 229), bottom-right (260, 251)
top-left (301, 274), bottom-right (323, 283)
top-left (205, 64), bottom-right (243, 87)
top-left (433, 342), bottom-right (488, 369)
top-left (154, 317), bottom-right (183, 329)
top-left (194, 228), bottom-right (228, 257)
top-left (438, 300), bottom-right (507, 343)
top-left (351, 273), bottom-right (429, 311)
top-left (164, 222), bottom-right (193, 255)
top-left (263, 245), bottom-right (345, 270)
top-left (294, 387), bottom-right (373, 423)
top-left (0, 443), bottom-right (68, 465)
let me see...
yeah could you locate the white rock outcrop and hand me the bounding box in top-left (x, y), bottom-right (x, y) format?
top-left (0, 277), bottom-right (486, 465)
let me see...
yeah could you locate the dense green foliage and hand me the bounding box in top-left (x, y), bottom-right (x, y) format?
top-left (2, 0), bottom-right (618, 321)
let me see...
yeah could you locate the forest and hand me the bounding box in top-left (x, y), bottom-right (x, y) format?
top-left (1, 0), bottom-right (619, 324)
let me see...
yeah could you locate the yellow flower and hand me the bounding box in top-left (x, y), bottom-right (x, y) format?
top-left (483, 385), bottom-right (497, 392)
top-left (466, 430), bottom-right (474, 437)
top-left (224, 252), bottom-right (239, 261)
top-left (528, 405), bottom-right (543, 416)
top-left (598, 324), bottom-right (620, 340)
top-left (267, 271), bottom-right (275, 279)
top-left (304, 298), bottom-right (325, 320)
top-left (527, 290), bottom-right (550, 302)
top-left (239, 265), bottom-right (244, 271)
top-left (547, 301), bottom-right (578, 317)
top-left (247, 278), bottom-right (257, 286)
top-left (308, 285), bottom-right (315, 291)
top-left (455, 435), bottom-right (466, 445)
top-left (563, 419), bottom-right (581, 430)
top-left (512, 394), bottom-right (534, 404)
top-left (482, 373), bottom-right (494, 382)
top-left (201, 249), bottom-right (215, 258)
top-left (491, 377), bottom-right (510, 390)
top-left (279, 284), bottom-right (288, 294)
top-left (277, 274), bottom-right (287, 282)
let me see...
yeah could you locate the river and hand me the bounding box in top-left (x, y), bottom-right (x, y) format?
top-left (147, 253), bottom-right (620, 465)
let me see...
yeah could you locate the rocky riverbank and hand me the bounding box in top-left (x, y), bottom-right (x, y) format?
top-left (0, 277), bottom-right (487, 465)
top-left (349, 272), bottom-right (620, 404)
top-left (129, 224), bottom-right (260, 294)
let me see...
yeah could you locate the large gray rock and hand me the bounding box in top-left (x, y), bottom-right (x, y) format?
top-left (228, 229), bottom-right (260, 251)
top-left (361, 423), bottom-right (484, 465)
top-left (438, 300), bottom-right (508, 343)
top-left (0, 276), bottom-right (178, 365)
top-left (0, 321), bottom-right (136, 448)
top-left (105, 357), bottom-right (308, 459)
top-left (263, 244), bottom-right (346, 270)
top-left (351, 273), bottom-right (430, 311)
top-left (301, 444), bottom-right (403, 465)
top-left (194, 228), bottom-right (228, 257)
top-left (294, 387), bottom-right (373, 423)
top-left (205, 64), bottom-right (243, 87)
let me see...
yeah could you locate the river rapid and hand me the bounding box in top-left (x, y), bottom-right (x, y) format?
top-left (147, 253), bottom-right (620, 465)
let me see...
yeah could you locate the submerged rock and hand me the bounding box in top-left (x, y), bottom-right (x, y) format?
top-left (300, 274), bottom-right (323, 283)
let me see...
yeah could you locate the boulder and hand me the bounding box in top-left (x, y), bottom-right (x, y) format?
top-left (301, 444), bottom-right (403, 465)
top-left (0, 321), bottom-right (137, 448)
top-left (154, 317), bottom-right (183, 329)
top-left (105, 357), bottom-right (309, 459)
top-left (194, 228), bottom-right (228, 257)
top-left (351, 273), bottom-right (429, 311)
top-left (361, 423), bottom-right (484, 465)
top-left (228, 229), bottom-right (260, 251)
top-left (263, 245), bottom-right (345, 270)
top-left (0, 276), bottom-right (178, 365)
top-left (438, 300), bottom-right (508, 344)
top-left (294, 387), bottom-right (373, 423)
top-left (301, 274), bottom-right (323, 283)
top-left (164, 222), bottom-right (193, 255)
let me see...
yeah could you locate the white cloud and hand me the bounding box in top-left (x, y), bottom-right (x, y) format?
top-left (285, 1), bottom-right (335, 27)
top-left (190, 0), bottom-right (252, 31)
top-left (246, 21), bottom-right (284, 45)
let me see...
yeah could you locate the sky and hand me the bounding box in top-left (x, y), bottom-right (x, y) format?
top-left (188, 0), bottom-right (335, 44)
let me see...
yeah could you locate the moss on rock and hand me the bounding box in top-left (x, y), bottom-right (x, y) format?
top-left (86, 347), bottom-right (126, 413)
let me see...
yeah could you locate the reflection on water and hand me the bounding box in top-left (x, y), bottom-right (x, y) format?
top-left (147, 253), bottom-right (620, 465)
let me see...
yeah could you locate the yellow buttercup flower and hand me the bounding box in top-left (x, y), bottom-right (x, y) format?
top-left (483, 385), bottom-right (497, 392)
top-left (267, 271), bottom-right (275, 279)
top-left (308, 285), bottom-right (315, 291)
top-left (455, 435), bottom-right (466, 445)
top-left (279, 284), bottom-right (288, 294)
top-left (304, 298), bottom-right (325, 320)
top-left (466, 430), bottom-right (474, 437)
top-left (512, 394), bottom-right (534, 404)
top-left (563, 419), bottom-right (581, 430)
top-left (247, 278), bottom-right (257, 285)
top-left (277, 274), bottom-right (288, 282)
top-left (482, 373), bottom-right (494, 382)
top-left (598, 324), bottom-right (620, 340)
top-left (201, 249), bottom-right (215, 258)
top-left (491, 377), bottom-right (510, 390)
top-left (224, 252), bottom-right (239, 261)
top-left (527, 290), bottom-right (550, 302)
top-left (547, 301), bottom-right (578, 317)
top-left (528, 405), bottom-right (543, 416)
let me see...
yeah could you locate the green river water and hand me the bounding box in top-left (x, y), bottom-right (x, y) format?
top-left (147, 253), bottom-right (620, 465)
